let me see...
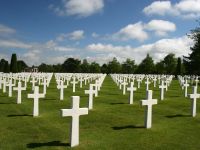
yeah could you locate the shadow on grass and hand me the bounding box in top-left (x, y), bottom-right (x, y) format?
top-left (7, 114), bottom-right (32, 117)
top-left (112, 125), bottom-right (145, 130)
top-left (110, 102), bottom-right (126, 105)
top-left (165, 114), bottom-right (191, 118)
top-left (42, 98), bottom-right (56, 101)
top-left (27, 141), bottom-right (70, 148)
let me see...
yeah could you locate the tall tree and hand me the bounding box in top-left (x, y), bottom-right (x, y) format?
top-left (175, 57), bottom-right (182, 76)
top-left (136, 54), bottom-right (155, 74)
top-left (101, 64), bottom-right (109, 74)
top-left (155, 61), bottom-right (165, 74)
top-left (90, 62), bottom-right (100, 73)
top-left (10, 53), bottom-right (18, 73)
top-left (107, 57), bottom-right (121, 73)
top-left (17, 60), bottom-right (28, 72)
top-left (163, 53), bottom-right (177, 74)
top-left (121, 58), bottom-right (137, 74)
top-left (185, 22), bottom-right (200, 74)
top-left (0, 59), bottom-right (7, 72)
top-left (62, 58), bottom-right (81, 73)
top-left (4, 61), bottom-right (10, 73)
top-left (80, 59), bottom-right (90, 73)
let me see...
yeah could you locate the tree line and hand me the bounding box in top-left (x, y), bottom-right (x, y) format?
top-left (0, 23), bottom-right (199, 75)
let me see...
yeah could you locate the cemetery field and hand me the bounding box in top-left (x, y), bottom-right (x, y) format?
top-left (1, 75), bottom-right (200, 150)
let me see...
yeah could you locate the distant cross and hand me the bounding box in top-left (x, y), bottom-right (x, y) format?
top-left (141, 90), bottom-right (157, 129)
top-left (137, 78), bottom-right (142, 88)
top-left (42, 78), bottom-right (47, 95)
top-left (153, 77), bottom-right (157, 88)
top-left (159, 80), bottom-right (167, 100)
top-left (195, 78), bottom-right (199, 87)
top-left (184, 79), bottom-right (189, 97)
top-left (189, 86), bottom-right (200, 117)
top-left (13, 81), bottom-right (26, 104)
top-left (79, 76), bottom-right (83, 88)
top-left (145, 78), bottom-right (151, 90)
top-left (71, 76), bottom-right (78, 93)
top-left (7, 79), bottom-right (15, 97)
top-left (121, 80), bottom-right (128, 95)
top-left (85, 84), bottom-right (96, 110)
top-left (3, 78), bottom-right (7, 93)
top-left (30, 77), bottom-right (37, 91)
top-left (28, 86), bottom-right (45, 117)
top-left (61, 96), bottom-right (88, 147)
top-left (127, 82), bottom-right (137, 104)
top-left (57, 80), bottom-right (67, 100)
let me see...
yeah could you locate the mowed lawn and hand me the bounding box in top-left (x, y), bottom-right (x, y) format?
top-left (1, 75), bottom-right (200, 150)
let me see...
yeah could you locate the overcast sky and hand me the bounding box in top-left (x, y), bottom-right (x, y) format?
top-left (0, 0), bottom-right (199, 66)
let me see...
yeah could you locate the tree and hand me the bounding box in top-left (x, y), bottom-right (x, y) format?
top-left (163, 53), bottom-right (177, 74)
top-left (0, 59), bottom-right (7, 72)
top-left (62, 58), bottom-right (81, 73)
top-left (4, 61), bottom-right (10, 73)
top-left (80, 59), bottom-right (90, 73)
top-left (17, 60), bottom-right (28, 72)
top-left (185, 22), bottom-right (200, 74)
top-left (155, 61), bottom-right (165, 74)
top-left (175, 57), bottom-right (183, 76)
top-left (10, 53), bottom-right (18, 73)
top-left (136, 54), bottom-right (155, 74)
top-left (121, 58), bottom-right (136, 74)
top-left (90, 62), bottom-right (100, 73)
top-left (101, 64), bottom-right (109, 74)
top-left (107, 57), bottom-right (121, 73)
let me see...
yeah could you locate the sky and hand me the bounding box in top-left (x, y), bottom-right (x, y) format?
top-left (0, 0), bottom-right (199, 66)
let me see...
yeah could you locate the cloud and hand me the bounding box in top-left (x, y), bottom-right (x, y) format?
top-left (56, 30), bottom-right (85, 41)
top-left (145, 20), bottom-right (176, 36)
top-left (86, 35), bottom-right (193, 64)
top-left (50, 0), bottom-right (104, 17)
top-left (0, 24), bottom-right (16, 35)
top-left (112, 22), bottom-right (148, 42)
top-left (143, 0), bottom-right (200, 19)
top-left (0, 39), bottom-right (31, 49)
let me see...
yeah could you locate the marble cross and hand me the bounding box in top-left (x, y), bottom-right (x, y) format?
top-left (141, 90), bottom-right (157, 129)
top-left (13, 81), bottom-right (26, 104)
top-left (28, 86), bottom-right (45, 117)
top-left (145, 78), bottom-right (150, 91)
top-left (57, 80), bottom-right (67, 100)
top-left (61, 96), bottom-right (88, 147)
top-left (127, 82), bottom-right (137, 104)
top-left (184, 79), bottom-right (189, 97)
top-left (159, 80), bottom-right (167, 100)
top-left (121, 80), bottom-right (128, 95)
top-left (189, 86), bottom-right (200, 117)
top-left (85, 84), bottom-right (96, 110)
top-left (7, 79), bottom-right (15, 97)
top-left (71, 76), bottom-right (78, 93)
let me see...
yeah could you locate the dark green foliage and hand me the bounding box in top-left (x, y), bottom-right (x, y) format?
top-left (0, 59), bottom-right (8, 72)
top-left (80, 59), bottom-right (90, 73)
top-left (185, 22), bottom-right (200, 75)
top-left (4, 61), bottom-right (10, 73)
top-left (17, 60), bottom-right (28, 72)
top-left (155, 61), bottom-right (165, 74)
top-left (107, 57), bottom-right (121, 73)
top-left (10, 53), bottom-right (18, 73)
top-left (90, 62), bottom-right (101, 73)
top-left (101, 64), bottom-right (109, 74)
top-left (62, 58), bottom-right (81, 73)
top-left (121, 58), bottom-right (137, 74)
top-left (163, 53), bottom-right (177, 74)
top-left (175, 57), bottom-right (182, 76)
top-left (136, 54), bottom-right (155, 74)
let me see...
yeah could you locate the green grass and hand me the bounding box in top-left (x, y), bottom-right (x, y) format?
top-left (1, 76), bottom-right (200, 150)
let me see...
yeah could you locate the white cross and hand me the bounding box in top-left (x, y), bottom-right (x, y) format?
top-left (7, 79), bottom-right (15, 97)
top-left (3, 78), bottom-right (7, 93)
top-left (127, 82), bottom-right (137, 104)
top-left (189, 86), bottom-right (200, 117)
top-left (145, 78), bottom-right (151, 91)
top-left (137, 78), bottom-right (142, 88)
top-left (61, 96), bottom-right (88, 147)
top-left (79, 76), bottom-right (83, 88)
top-left (195, 78), bottom-right (199, 87)
top-left (184, 79), bottom-right (189, 97)
top-left (153, 77), bottom-right (157, 88)
top-left (13, 81), bottom-right (26, 104)
top-left (30, 77), bottom-right (37, 91)
top-left (57, 80), bottom-right (67, 100)
top-left (159, 80), bottom-right (167, 100)
top-left (85, 84), bottom-right (96, 110)
top-left (28, 86), bottom-right (45, 117)
top-left (71, 76), bottom-right (78, 93)
top-left (41, 78), bottom-right (47, 95)
top-left (121, 80), bottom-right (128, 95)
top-left (141, 90), bottom-right (157, 129)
